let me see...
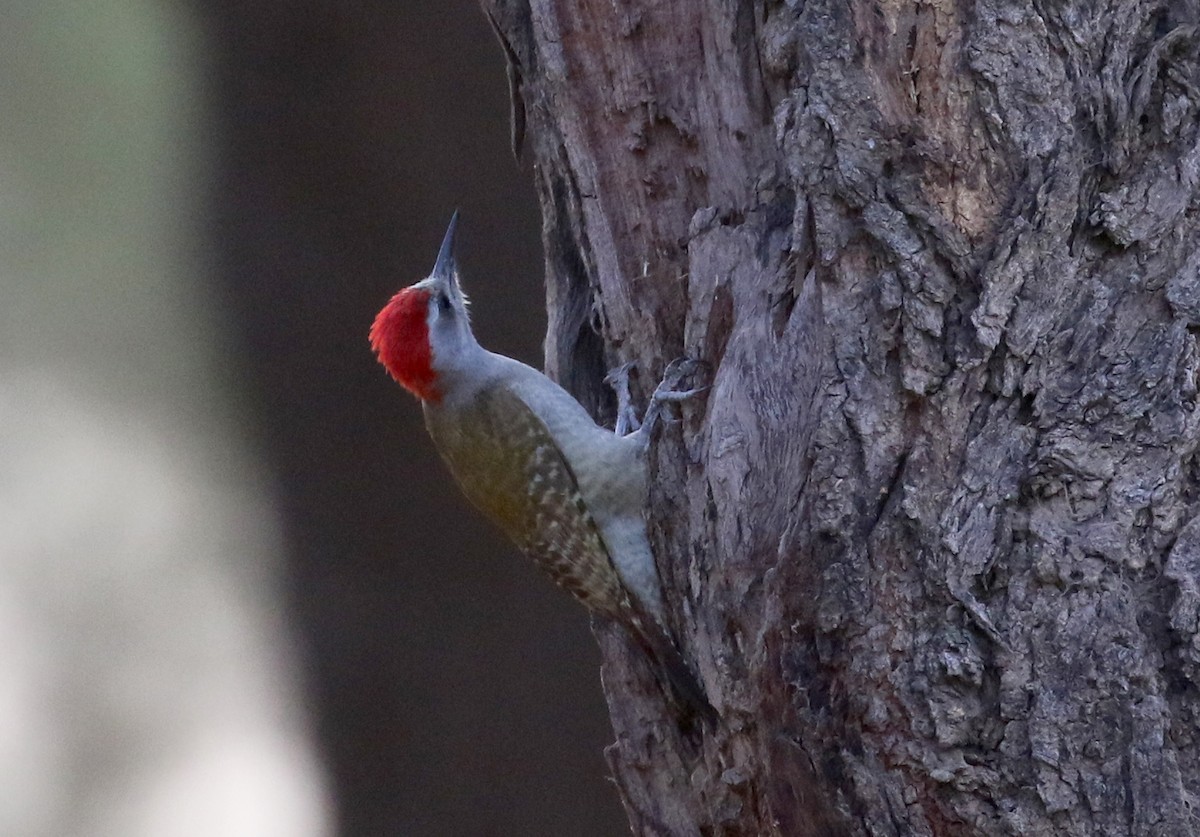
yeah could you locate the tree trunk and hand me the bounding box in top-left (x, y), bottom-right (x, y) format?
top-left (482, 0), bottom-right (1200, 834)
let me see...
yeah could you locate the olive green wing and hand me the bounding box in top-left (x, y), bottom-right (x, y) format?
top-left (424, 384), bottom-right (631, 619)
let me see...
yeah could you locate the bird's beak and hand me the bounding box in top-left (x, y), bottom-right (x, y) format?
top-left (430, 210), bottom-right (462, 299)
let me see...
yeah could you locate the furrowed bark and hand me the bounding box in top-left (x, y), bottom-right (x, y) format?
top-left (482, 0), bottom-right (1200, 833)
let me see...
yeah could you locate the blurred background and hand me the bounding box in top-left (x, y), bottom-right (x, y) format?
top-left (0, 1), bottom-right (623, 834)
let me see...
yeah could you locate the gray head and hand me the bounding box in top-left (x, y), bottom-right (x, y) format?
top-left (369, 211), bottom-right (482, 402)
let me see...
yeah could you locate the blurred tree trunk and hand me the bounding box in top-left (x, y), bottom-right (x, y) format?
top-left (483, 0), bottom-right (1200, 834)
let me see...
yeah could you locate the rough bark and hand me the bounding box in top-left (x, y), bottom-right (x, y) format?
top-left (482, 0), bottom-right (1200, 834)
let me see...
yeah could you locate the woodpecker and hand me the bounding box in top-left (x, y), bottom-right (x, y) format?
top-left (370, 213), bottom-right (715, 721)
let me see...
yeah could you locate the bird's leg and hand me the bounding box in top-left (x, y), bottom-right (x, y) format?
top-left (604, 361), bottom-right (642, 436)
top-left (635, 358), bottom-right (707, 443)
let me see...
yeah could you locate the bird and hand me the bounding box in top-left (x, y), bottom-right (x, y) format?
top-left (369, 212), bottom-right (715, 722)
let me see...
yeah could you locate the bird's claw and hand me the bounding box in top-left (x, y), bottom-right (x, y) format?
top-left (603, 361), bottom-right (637, 387)
top-left (605, 361), bottom-right (642, 436)
top-left (650, 358), bottom-right (708, 403)
top-left (639, 357), bottom-right (708, 440)
top-left (608, 357), bottom-right (708, 439)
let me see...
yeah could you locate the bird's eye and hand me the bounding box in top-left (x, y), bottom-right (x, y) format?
top-left (436, 293), bottom-right (452, 315)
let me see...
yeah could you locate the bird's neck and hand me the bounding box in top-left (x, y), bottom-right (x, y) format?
top-left (428, 336), bottom-right (490, 403)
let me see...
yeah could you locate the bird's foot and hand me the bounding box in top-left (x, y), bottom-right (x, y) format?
top-left (638, 358), bottom-right (708, 441)
top-left (604, 361), bottom-right (642, 436)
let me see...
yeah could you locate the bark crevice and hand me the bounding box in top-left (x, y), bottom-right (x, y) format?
top-left (483, 0), bottom-right (1200, 833)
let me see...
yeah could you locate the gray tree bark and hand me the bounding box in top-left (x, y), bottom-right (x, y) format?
top-left (482, 0), bottom-right (1200, 834)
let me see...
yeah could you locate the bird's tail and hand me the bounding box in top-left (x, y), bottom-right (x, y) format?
top-left (632, 616), bottom-right (719, 727)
